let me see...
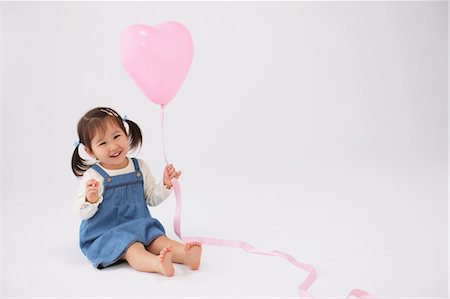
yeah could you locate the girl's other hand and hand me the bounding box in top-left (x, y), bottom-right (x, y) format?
top-left (163, 164), bottom-right (181, 189)
top-left (85, 179), bottom-right (100, 203)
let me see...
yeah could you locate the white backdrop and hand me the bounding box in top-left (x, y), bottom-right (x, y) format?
top-left (1, 1), bottom-right (448, 298)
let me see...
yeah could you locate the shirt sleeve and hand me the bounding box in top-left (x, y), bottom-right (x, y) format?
top-left (139, 159), bottom-right (172, 206)
top-left (72, 168), bottom-right (105, 220)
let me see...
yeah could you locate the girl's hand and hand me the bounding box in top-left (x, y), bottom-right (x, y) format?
top-left (163, 164), bottom-right (181, 189)
top-left (85, 179), bottom-right (100, 203)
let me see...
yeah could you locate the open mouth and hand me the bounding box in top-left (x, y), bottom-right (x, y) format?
top-left (110, 151), bottom-right (122, 158)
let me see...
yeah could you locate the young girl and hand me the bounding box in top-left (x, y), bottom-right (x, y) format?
top-left (71, 107), bottom-right (201, 276)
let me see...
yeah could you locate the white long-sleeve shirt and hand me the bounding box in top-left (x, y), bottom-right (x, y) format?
top-left (73, 158), bottom-right (172, 220)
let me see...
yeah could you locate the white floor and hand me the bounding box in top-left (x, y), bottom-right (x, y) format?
top-left (2, 171), bottom-right (448, 298)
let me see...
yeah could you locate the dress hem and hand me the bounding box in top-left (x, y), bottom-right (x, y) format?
top-left (96, 233), bottom-right (166, 269)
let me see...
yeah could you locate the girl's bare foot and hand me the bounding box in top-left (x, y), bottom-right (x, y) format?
top-left (184, 242), bottom-right (202, 270)
top-left (158, 246), bottom-right (175, 276)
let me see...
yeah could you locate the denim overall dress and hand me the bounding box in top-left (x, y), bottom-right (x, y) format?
top-left (79, 158), bottom-right (166, 269)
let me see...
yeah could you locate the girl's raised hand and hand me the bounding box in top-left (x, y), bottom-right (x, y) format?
top-left (163, 164), bottom-right (181, 189)
top-left (85, 179), bottom-right (100, 203)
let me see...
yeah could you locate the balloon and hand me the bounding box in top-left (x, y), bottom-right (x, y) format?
top-left (119, 21), bottom-right (194, 106)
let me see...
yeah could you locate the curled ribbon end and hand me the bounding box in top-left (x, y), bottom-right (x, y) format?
top-left (346, 289), bottom-right (379, 299)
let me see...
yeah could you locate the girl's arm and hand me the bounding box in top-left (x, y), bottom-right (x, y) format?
top-left (73, 169), bottom-right (104, 220)
top-left (139, 159), bottom-right (172, 206)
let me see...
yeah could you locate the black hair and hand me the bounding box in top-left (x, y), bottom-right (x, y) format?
top-left (71, 107), bottom-right (143, 176)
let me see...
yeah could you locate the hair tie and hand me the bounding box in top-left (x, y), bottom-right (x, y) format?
top-left (73, 140), bottom-right (81, 148)
top-left (122, 115), bottom-right (128, 122)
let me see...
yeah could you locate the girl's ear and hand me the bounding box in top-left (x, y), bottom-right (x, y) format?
top-left (84, 147), bottom-right (97, 159)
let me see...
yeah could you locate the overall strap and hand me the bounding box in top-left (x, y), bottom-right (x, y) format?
top-left (131, 158), bottom-right (141, 173)
top-left (90, 164), bottom-right (111, 181)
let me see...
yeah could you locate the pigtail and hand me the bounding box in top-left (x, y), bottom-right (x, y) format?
top-left (124, 119), bottom-right (143, 151)
top-left (71, 144), bottom-right (91, 177)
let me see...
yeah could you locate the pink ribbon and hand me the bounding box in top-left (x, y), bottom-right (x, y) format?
top-left (160, 106), bottom-right (378, 299)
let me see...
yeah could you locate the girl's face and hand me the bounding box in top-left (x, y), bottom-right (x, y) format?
top-left (85, 119), bottom-right (129, 170)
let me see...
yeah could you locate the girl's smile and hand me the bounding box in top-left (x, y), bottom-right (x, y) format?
top-left (110, 151), bottom-right (121, 158)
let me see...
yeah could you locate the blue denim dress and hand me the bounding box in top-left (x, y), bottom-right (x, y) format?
top-left (79, 158), bottom-right (166, 269)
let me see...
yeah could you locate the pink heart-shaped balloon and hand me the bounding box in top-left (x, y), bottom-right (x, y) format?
top-left (119, 21), bottom-right (194, 106)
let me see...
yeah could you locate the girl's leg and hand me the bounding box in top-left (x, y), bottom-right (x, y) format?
top-left (123, 242), bottom-right (174, 276)
top-left (146, 235), bottom-right (202, 270)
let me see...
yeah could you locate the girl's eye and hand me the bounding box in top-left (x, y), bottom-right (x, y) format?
top-left (99, 142), bottom-right (106, 146)
top-left (114, 134), bottom-right (121, 139)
